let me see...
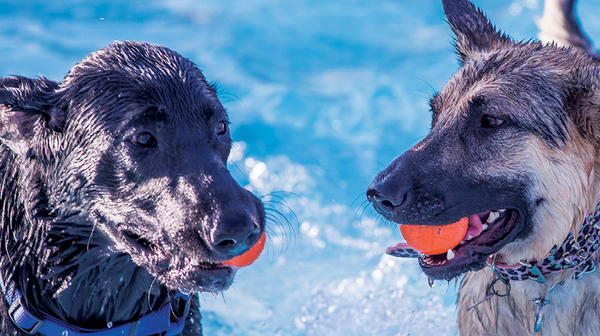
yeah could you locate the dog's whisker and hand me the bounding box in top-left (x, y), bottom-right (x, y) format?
top-left (263, 191), bottom-right (311, 210)
top-left (349, 192), bottom-right (367, 208)
top-left (263, 207), bottom-right (298, 256)
top-left (354, 200), bottom-right (373, 222)
top-left (228, 160), bottom-right (248, 179)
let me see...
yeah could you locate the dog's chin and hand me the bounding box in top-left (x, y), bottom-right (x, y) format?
top-left (157, 260), bottom-right (237, 293)
top-left (120, 229), bottom-right (237, 292)
top-left (390, 209), bottom-right (522, 281)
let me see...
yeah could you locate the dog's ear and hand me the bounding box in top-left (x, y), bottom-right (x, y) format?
top-left (565, 67), bottom-right (600, 141)
top-left (442, 0), bottom-right (513, 64)
top-left (0, 76), bottom-right (64, 156)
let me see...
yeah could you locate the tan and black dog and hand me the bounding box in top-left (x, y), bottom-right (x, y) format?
top-left (368, 0), bottom-right (600, 335)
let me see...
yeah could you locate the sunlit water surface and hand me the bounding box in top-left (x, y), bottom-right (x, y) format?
top-left (2, 0), bottom-right (600, 334)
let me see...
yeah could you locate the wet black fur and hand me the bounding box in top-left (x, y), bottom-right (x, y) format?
top-left (0, 42), bottom-right (265, 335)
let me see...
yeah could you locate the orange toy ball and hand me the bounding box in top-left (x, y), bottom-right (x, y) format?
top-left (222, 231), bottom-right (266, 267)
top-left (400, 217), bottom-right (468, 255)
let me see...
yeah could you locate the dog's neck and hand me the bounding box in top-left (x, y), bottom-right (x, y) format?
top-left (13, 251), bottom-right (170, 327)
top-left (0, 150), bottom-right (178, 332)
top-left (457, 260), bottom-right (600, 336)
top-left (1, 255), bottom-right (191, 335)
top-left (1, 216), bottom-right (190, 335)
top-left (491, 201), bottom-right (600, 283)
top-left (463, 197), bottom-right (600, 333)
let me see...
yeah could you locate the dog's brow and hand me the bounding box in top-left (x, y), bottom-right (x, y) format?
top-left (194, 102), bottom-right (223, 122)
top-left (124, 106), bottom-right (167, 129)
top-left (468, 96), bottom-right (485, 109)
top-left (141, 106), bottom-right (166, 121)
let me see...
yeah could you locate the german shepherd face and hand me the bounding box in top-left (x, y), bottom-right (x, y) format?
top-left (367, 0), bottom-right (600, 280)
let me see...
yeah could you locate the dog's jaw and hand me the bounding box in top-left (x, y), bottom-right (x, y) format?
top-left (119, 227), bottom-right (237, 292)
top-left (417, 209), bottom-right (521, 280)
top-left (381, 207), bottom-right (524, 280)
top-left (156, 258), bottom-right (236, 293)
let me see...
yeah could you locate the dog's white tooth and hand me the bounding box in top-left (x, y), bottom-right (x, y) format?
top-left (482, 224), bottom-right (488, 231)
top-left (447, 249), bottom-right (455, 260)
top-left (190, 259), bottom-right (199, 266)
top-left (498, 209), bottom-right (506, 214)
top-left (467, 235), bottom-right (474, 241)
top-left (487, 211), bottom-right (500, 223)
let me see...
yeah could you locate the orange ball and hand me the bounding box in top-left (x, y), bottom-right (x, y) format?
top-left (400, 217), bottom-right (468, 255)
top-left (222, 231), bottom-right (266, 267)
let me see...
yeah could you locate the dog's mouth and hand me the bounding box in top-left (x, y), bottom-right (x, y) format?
top-left (387, 209), bottom-right (521, 280)
top-left (121, 229), bottom-right (235, 291)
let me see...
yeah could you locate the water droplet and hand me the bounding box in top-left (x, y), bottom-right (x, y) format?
top-left (428, 278), bottom-right (435, 287)
top-left (62, 331), bottom-right (68, 336)
top-left (107, 321), bottom-right (113, 328)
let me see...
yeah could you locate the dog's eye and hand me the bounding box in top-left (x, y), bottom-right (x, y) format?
top-left (132, 132), bottom-right (156, 147)
top-left (217, 121), bottom-right (227, 135)
top-left (481, 115), bottom-right (505, 128)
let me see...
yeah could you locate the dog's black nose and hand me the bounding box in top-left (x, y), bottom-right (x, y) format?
top-left (211, 213), bottom-right (261, 257)
top-left (366, 188), bottom-right (405, 213)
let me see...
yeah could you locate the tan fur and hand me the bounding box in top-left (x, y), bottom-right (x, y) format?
top-left (434, 1), bottom-right (600, 334)
top-left (456, 70), bottom-right (600, 335)
top-left (459, 260), bottom-right (600, 336)
top-left (498, 135), bottom-right (598, 264)
top-left (454, 1), bottom-right (600, 334)
top-left (456, 136), bottom-right (600, 334)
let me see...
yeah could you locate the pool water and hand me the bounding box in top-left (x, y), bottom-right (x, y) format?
top-left (2, 0), bottom-right (599, 335)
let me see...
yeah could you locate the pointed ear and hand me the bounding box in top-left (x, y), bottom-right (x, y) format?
top-left (442, 0), bottom-right (513, 64)
top-left (0, 76), bottom-right (64, 156)
top-left (564, 66), bottom-right (600, 141)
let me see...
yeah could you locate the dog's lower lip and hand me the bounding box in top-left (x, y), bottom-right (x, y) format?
top-left (194, 262), bottom-right (231, 271)
top-left (185, 257), bottom-right (231, 271)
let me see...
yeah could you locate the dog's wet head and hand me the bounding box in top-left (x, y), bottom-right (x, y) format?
top-left (0, 42), bottom-right (265, 294)
top-left (367, 0), bottom-right (600, 280)
top-left (71, 43), bottom-right (266, 292)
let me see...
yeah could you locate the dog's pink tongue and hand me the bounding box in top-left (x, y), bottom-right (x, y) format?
top-left (387, 215), bottom-right (482, 258)
top-left (465, 213), bottom-right (483, 239)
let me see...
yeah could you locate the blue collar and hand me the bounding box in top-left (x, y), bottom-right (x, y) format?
top-left (0, 273), bottom-right (190, 336)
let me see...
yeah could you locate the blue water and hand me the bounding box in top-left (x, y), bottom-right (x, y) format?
top-left (2, 0), bottom-right (600, 335)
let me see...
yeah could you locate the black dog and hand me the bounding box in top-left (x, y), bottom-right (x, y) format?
top-left (0, 41), bottom-right (265, 335)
